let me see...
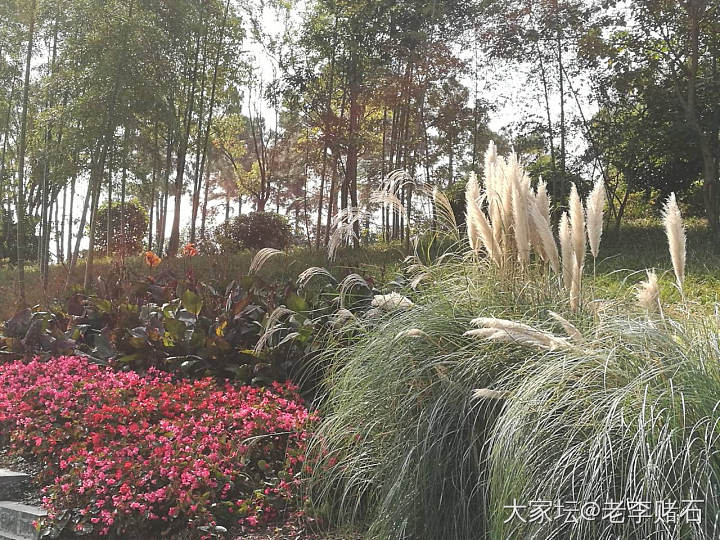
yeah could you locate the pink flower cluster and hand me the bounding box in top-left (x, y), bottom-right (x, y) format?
top-left (0, 356), bottom-right (315, 537)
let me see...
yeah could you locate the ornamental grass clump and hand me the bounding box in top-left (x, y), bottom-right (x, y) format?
top-left (304, 146), bottom-right (718, 540)
top-left (487, 315), bottom-right (720, 539)
top-left (303, 258), bottom-right (570, 540)
top-left (462, 144), bottom-right (604, 312)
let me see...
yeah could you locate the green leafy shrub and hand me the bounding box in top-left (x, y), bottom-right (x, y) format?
top-left (214, 212), bottom-right (294, 252)
top-left (0, 252), bottom-right (383, 391)
top-left (92, 200), bottom-right (149, 255)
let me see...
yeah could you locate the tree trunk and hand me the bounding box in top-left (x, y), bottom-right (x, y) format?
top-left (66, 172), bottom-right (76, 264)
top-left (346, 52), bottom-right (361, 248)
top-left (84, 164), bottom-right (104, 290)
top-left (120, 127), bottom-right (129, 250)
top-left (0, 82), bottom-right (13, 251)
top-left (324, 155), bottom-right (338, 246)
top-left (193, 0), bottom-right (230, 242)
top-left (59, 183), bottom-right (66, 263)
top-left (54, 194), bottom-right (60, 265)
top-left (106, 148), bottom-right (113, 257)
top-left (536, 42), bottom-right (557, 178)
top-left (381, 106), bottom-right (387, 241)
top-left (190, 32), bottom-right (209, 243)
top-left (168, 19), bottom-right (204, 256)
top-left (158, 130), bottom-right (173, 254)
top-left (315, 45), bottom-right (337, 249)
top-left (66, 163), bottom-right (94, 289)
top-left (200, 162), bottom-right (211, 239)
top-left (16, 0), bottom-right (36, 307)
top-left (557, 28), bottom-right (566, 178)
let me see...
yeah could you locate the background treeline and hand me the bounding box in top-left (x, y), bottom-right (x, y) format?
top-left (0, 0), bottom-right (719, 302)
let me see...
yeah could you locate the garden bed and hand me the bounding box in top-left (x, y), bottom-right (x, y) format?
top-left (0, 356), bottom-right (317, 539)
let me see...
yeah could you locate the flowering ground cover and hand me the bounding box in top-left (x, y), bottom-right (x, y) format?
top-left (0, 356), bottom-right (316, 538)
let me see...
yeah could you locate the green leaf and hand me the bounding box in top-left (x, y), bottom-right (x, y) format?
top-left (228, 364), bottom-right (251, 380)
top-left (91, 333), bottom-right (115, 360)
top-left (90, 298), bottom-right (112, 313)
top-left (117, 353), bottom-right (140, 365)
top-left (181, 289), bottom-right (204, 316)
top-left (164, 319), bottom-right (186, 340)
top-left (285, 293), bottom-right (308, 312)
top-left (176, 309), bottom-right (197, 325)
top-left (130, 327), bottom-right (148, 339)
top-left (276, 331), bottom-right (300, 348)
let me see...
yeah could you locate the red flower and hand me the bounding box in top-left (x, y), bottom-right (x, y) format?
top-left (144, 251), bottom-right (162, 267)
top-left (180, 243), bottom-right (198, 257)
top-left (0, 356), bottom-right (317, 536)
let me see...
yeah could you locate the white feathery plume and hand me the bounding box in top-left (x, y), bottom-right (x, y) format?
top-left (330, 308), bottom-right (356, 327)
top-left (471, 388), bottom-right (509, 400)
top-left (662, 192), bottom-right (686, 292)
top-left (484, 154), bottom-right (505, 253)
top-left (395, 328), bottom-right (430, 340)
top-left (483, 142), bottom-right (498, 204)
top-left (636, 269), bottom-right (661, 313)
top-left (501, 158), bottom-right (516, 250)
top-left (484, 140), bottom-right (497, 176)
top-left (327, 207), bottom-right (370, 260)
top-left (568, 183), bottom-right (586, 270)
top-left (559, 212), bottom-right (573, 290)
top-left (586, 179), bottom-right (606, 260)
top-left (464, 327), bottom-right (570, 351)
top-left (465, 172), bottom-right (482, 250)
top-left (371, 291), bottom-right (414, 311)
top-left (410, 272), bottom-right (429, 290)
top-left (547, 311), bottom-right (584, 343)
top-left (570, 259), bottom-right (581, 313)
top-left (535, 177), bottom-right (551, 226)
top-left (467, 317), bottom-right (572, 351)
top-left (297, 266), bottom-right (334, 289)
top-left (512, 170), bottom-right (531, 267)
top-left (254, 306), bottom-right (295, 353)
top-left (249, 248), bottom-right (284, 275)
top-left (432, 187), bottom-right (458, 233)
top-left (528, 202), bottom-right (560, 275)
top-left (338, 273), bottom-right (370, 308)
top-left (466, 173), bottom-right (501, 265)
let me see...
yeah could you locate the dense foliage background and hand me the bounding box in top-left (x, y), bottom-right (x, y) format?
top-left (0, 0), bottom-right (718, 305)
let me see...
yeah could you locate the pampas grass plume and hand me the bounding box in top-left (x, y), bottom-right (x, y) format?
top-left (471, 388), bottom-right (509, 400)
top-left (569, 183), bottom-right (586, 270)
top-left (465, 172), bottom-right (482, 250)
top-left (249, 248), bottom-right (284, 274)
top-left (662, 192), bottom-right (686, 292)
top-left (559, 212), bottom-right (573, 290)
top-left (466, 172), bottom-right (501, 265)
top-left (586, 179), bottom-right (605, 260)
top-left (535, 177), bottom-right (551, 226)
top-left (512, 170), bottom-right (531, 267)
top-left (636, 269), bottom-right (660, 312)
top-left (528, 202), bottom-right (560, 275)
